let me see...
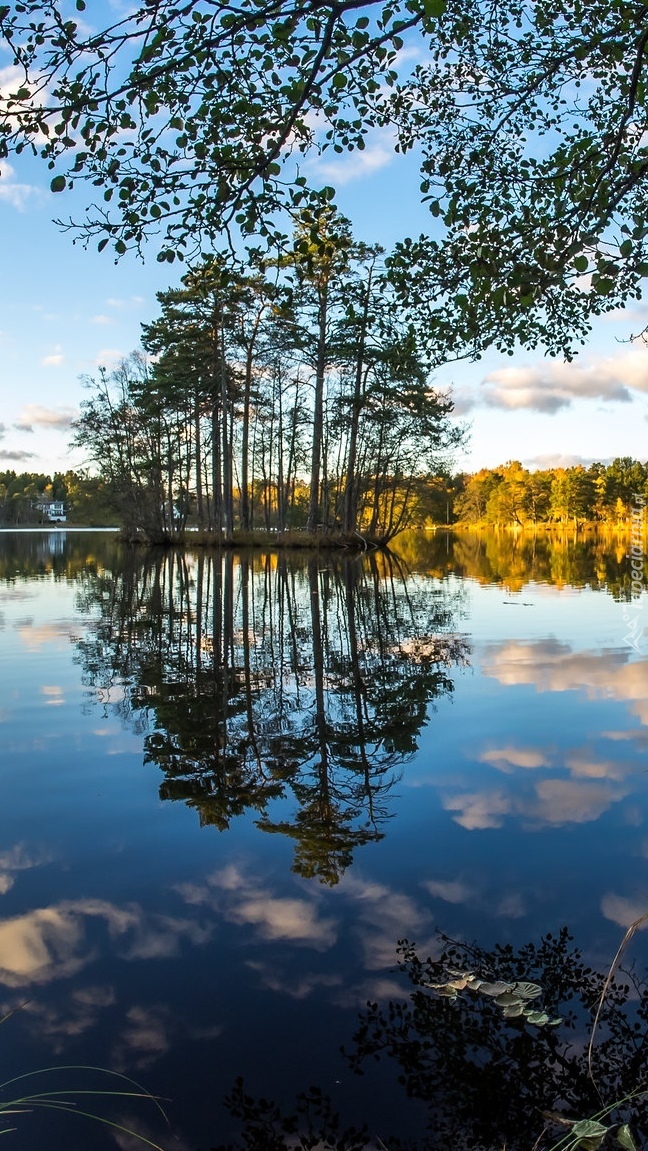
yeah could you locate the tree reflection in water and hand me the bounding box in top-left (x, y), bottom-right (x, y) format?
top-left (212, 929), bottom-right (648, 1151)
top-left (74, 548), bottom-right (468, 883)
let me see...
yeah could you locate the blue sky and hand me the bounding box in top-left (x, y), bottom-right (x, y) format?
top-left (1, 110), bottom-right (648, 478)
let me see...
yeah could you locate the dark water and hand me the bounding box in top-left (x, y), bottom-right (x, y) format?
top-left (1, 528), bottom-right (648, 1150)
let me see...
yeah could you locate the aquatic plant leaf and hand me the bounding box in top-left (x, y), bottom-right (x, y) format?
top-left (512, 981), bottom-right (543, 999)
top-left (495, 992), bottom-right (523, 1007)
top-left (523, 1010), bottom-right (550, 1025)
top-left (476, 981), bottom-right (512, 997)
top-left (501, 1003), bottom-right (525, 1018)
top-left (426, 976), bottom-right (470, 991)
top-left (616, 1124), bottom-right (637, 1151)
top-left (425, 983), bottom-right (459, 998)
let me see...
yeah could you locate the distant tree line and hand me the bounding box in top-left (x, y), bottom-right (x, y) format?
top-left (452, 458), bottom-right (648, 529)
top-left (73, 212), bottom-right (462, 544)
top-left (0, 469), bottom-right (114, 526)
top-left (4, 457), bottom-right (646, 535)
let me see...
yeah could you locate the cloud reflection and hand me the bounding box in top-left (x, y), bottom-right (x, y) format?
top-left (601, 893), bottom-right (648, 929)
top-left (175, 865), bottom-right (338, 950)
top-left (0, 898), bottom-right (215, 988)
top-left (444, 741), bottom-right (635, 830)
top-left (12, 985), bottom-right (117, 1052)
top-left (482, 639), bottom-right (648, 726)
top-left (0, 844), bottom-right (53, 895)
top-left (14, 619), bottom-right (81, 651)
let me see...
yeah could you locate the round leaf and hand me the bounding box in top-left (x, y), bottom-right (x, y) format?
top-left (477, 981), bottom-right (512, 997)
top-left (512, 981), bottom-right (542, 999)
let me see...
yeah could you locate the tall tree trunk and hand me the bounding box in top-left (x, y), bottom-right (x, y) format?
top-left (211, 399), bottom-right (222, 534)
top-left (343, 272), bottom-right (372, 533)
top-left (240, 344), bottom-right (254, 530)
top-left (220, 321), bottom-right (234, 537)
top-left (194, 388), bottom-right (204, 527)
top-left (307, 281), bottom-right (328, 533)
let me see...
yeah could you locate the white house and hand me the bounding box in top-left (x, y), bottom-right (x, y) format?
top-left (40, 500), bottom-right (67, 523)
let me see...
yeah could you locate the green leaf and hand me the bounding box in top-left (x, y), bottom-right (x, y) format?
top-left (572, 1121), bottom-right (608, 1139)
top-left (422, 0), bottom-right (447, 16)
top-left (512, 981), bottom-right (542, 999)
top-left (476, 981), bottom-right (512, 997)
top-left (50, 175), bottom-right (66, 193)
top-left (573, 255), bottom-right (588, 273)
top-left (616, 1124), bottom-right (637, 1151)
top-left (524, 1011), bottom-right (550, 1025)
top-left (501, 1003), bottom-right (525, 1017)
top-left (494, 992), bottom-right (522, 1007)
top-left (331, 73), bottom-right (347, 89)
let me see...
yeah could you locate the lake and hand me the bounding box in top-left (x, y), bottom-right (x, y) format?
top-left (1, 527), bottom-right (648, 1150)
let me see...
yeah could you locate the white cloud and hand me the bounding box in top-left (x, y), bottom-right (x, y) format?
top-left (314, 144), bottom-right (394, 186)
top-left (0, 448), bottom-right (36, 461)
top-left (105, 296), bottom-right (145, 309)
top-left (92, 347), bottom-right (124, 368)
top-left (0, 160), bottom-right (42, 211)
top-left (92, 314), bottom-right (113, 325)
top-left (40, 345), bottom-right (65, 367)
top-left (15, 403), bottom-right (77, 430)
top-left (601, 304), bottom-right (648, 327)
top-left (522, 453), bottom-right (613, 471)
top-left (458, 346), bottom-right (648, 414)
top-left (309, 128), bottom-right (396, 186)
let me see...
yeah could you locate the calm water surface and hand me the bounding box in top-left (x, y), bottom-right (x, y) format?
top-left (1, 529), bottom-right (647, 1149)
